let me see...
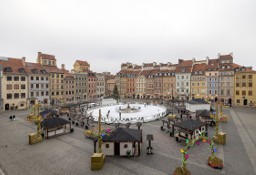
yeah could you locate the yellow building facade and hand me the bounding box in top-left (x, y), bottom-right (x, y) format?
top-left (234, 67), bottom-right (256, 107)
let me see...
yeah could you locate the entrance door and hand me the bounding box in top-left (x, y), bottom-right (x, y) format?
top-left (228, 98), bottom-right (232, 106)
top-left (114, 142), bottom-right (120, 156)
top-left (5, 104), bottom-right (9, 110)
top-left (244, 99), bottom-right (248, 106)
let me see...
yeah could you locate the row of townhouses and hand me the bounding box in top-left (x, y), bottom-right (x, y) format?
top-left (0, 52), bottom-right (116, 111)
top-left (116, 53), bottom-right (256, 107)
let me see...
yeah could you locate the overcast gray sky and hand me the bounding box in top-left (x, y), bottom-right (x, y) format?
top-left (0, 0), bottom-right (255, 74)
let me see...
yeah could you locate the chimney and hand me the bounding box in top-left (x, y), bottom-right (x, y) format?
top-left (218, 53), bottom-right (221, 58)
top-left (206, 56), bottom-right (209, 65)
top-left (178, 59), bottom-right (184, 64)
top-left (229, 52), bottom-right (233, 57)
top-left (22, 57), bottom-right (26, 66)
top-left (61, 64), bottom-right (65, 70)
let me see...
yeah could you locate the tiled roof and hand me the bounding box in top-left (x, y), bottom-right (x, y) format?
top-left (174, 119), bottom-right (206, 132)
top-left (205, 59), bottom-right (219, 70)
top-left (102, 128), bottom-right (142, 142)
top-left (44, 66), bottom-right (65, 73)
top-left (192, 64), bottom-right (206, 75)
top-left (64, 72), bottom-right (74, 78)
top-left (0, 58), bottom-right (26, 74)
top-left (177, 60), bottom-right (193, 67)
top-left (25, 62), bottom-right (46, 74)
top-left (38, 52), bottom-right (56, 60)
top-left (138, 70), bottom-right (153, 76)
top-left (76, 60), bottom-right (89, 66)
top-left (143, 63), bottom-right (154, 67)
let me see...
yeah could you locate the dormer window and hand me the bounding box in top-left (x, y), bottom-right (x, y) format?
top-left (32, 69), bottom-right (38, 74)
top-left (18, 68), bottom-right (25, 73)
top-left (4, 67), bottom-right (12, 72)
top-left (40, 69), bottom-right (46, 74)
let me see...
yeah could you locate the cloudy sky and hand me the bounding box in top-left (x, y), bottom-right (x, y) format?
top-left (0, 0), bottom-right (255, 74)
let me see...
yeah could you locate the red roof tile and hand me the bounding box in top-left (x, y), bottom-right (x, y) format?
top-left (38, 52), bottom-right (56, 60)
top-left (0, 58), bottom-right (26, 74)
top-left (76, 60), bottom-right (90, 66)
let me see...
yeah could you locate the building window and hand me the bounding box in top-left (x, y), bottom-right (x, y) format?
top-left (105, 144), bottom-right (109, 148)
top-left (14, 76), bottom-right (19, 81)
top-left (7, 84), bottom-right (12, 90)
top-left (31, 84), bottom-right (34, 88)
top-left (31, 92), bottom-right (34, 97)
top-left (237, 99), bottom-right (240, 103)
top-left (41, 91), bottom-right (44, 96)
top-left (36, 84), bottom-right (39, 89)
top-left (36, 92), bottom-right (39, 96)
top-left (236, 90), bottom-right (239, 95)
top-left (248, 91), bottom-right (253, 96)
top-left (7, 94), bottom-right (12, 99)
top-left (242, 83), bottom-right (246, 87)
top-left (21, 84), bottom-right (26, 89)
top-left (249, 82), bottom-right (252, 87)
top-left (20, 77), bottom-right (25, 81)
top-left (248, 75), bottom-right (252, 79)
top-left (21, 93), bottom-right (25, 98)
top-left (242, 91), bottom-right (246, 96)
top-left (46, 91), bottom-right (48, 96)
top-left (14, 84), bottom-right (19, 90)
top-left (41, 77), bottom-right (44, 81)
top-left (31, 77), bottom-right (34, 80)
top-left (36, 77), bottom-right (39, 81)
top-left (242, 75), bottom-right (246, 79)
top-left (7, 76), bottom-right (12, 81)
top-left (14, 93), bottom-right (19, 99)
top-left (124, 144), bottom-right (128, 148)
top-left (236, 83), bottom-right (239, 87)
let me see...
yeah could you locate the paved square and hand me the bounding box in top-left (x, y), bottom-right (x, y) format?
top-left (0, 107), bottom-right (256, 175)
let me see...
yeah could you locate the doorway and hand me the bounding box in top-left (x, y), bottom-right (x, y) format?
top-left (243, 99), bottom-right (248, 106)
top-left (114, 142), bottom-right (120, 156)
top-left (5, 104), bottom-right (9, 110)
top-left (228, 98), bottom-right (232, 106)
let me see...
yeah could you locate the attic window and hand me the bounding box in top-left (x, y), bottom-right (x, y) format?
top-left (40, 70), bottom-right (46, 74)
top-left (18, 68), bottom-right (25, 73)
top-left (4, 67), bottom-right (12, 72)
top-left (32, 69), bottom-right (38, 73)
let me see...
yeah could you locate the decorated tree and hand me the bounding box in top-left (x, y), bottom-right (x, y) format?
top-left (112, 84), bottom-right (120, 101)
top-left (174, 132), bottom-right (223, 175)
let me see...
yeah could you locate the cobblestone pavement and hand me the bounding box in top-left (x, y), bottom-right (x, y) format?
top-left (0, 107), bottom-right (255, 175)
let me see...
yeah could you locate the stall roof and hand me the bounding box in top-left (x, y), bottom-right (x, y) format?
top-left (186, 99), bottom-right (209, 105)
top-left (196, 110), bottom-right (210, 117)
top-left (40, 109), bottom-right (58, 117)
top-left (41, 117), bottom-right (70, 129)
top-left (174, 119), bottom-right (206, 131)
top-left (102, 128), bottom-right (142, 142)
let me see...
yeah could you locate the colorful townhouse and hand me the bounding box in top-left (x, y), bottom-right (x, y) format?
top-left (218, 53), bottom-right (238, 105)
top-left (0, 57), bottom-right (28, 110)
top-left (37, 52), bottom-right (66, 105)
top-left (64, 72), bottom-right (75, 102)
top-left (87, 71), bottom-right (97, 99)
top-left (96, 73), bottom-right (105, 98)
top-left (191, 63), bottom-right (207, 99)
top-left (205, 59), bottom-right (219, 101)
top-left (0, 64), bottom-right (2, 110)
top-left (175, 59), bottom-right (193, 100)
top-left (136, 70), bottom-right (152, 99)
top-left (25, 61), bottom-right (50, 106)
top-left (234, 67), bottom-right (256, 107)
